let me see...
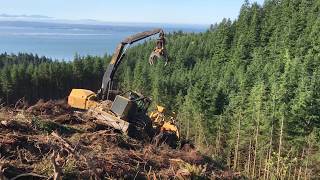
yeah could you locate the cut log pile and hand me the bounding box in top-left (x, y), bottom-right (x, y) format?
top-left (0, 100), bottom-right (239, 179)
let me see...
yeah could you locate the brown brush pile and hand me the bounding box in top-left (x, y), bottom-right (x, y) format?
top-left (0, 100), bottom-right (239, 179)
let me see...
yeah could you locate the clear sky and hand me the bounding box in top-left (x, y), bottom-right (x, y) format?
top-left (0, 0), bottom-right (265, 25)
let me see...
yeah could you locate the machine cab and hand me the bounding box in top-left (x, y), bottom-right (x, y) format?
top-left (111, 91), bottom-right (151, 120)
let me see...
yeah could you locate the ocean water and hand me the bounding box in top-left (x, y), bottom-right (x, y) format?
top-left (0, 21), bottom-right (206, 60)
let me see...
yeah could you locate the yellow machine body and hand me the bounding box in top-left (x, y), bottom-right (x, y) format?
top-left (161, 122), bottom-right (179, 138)
top-left (150, 105), bottom-right (180, 139)
top-left (156, 105), bottom-right (165, 113)
top-left (68, 89), bottom-right (99, 110)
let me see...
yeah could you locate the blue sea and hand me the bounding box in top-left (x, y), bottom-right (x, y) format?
top-left (0, 21), bottom-right (206, 60)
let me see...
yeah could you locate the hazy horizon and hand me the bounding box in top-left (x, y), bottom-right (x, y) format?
top-left (0, 0), bottom-right (264, 25)
top-left (0, 13), bottom-right (210, 26)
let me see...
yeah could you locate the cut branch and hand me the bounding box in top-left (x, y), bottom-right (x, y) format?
top-left (51, 151), bottom-right (62, 180)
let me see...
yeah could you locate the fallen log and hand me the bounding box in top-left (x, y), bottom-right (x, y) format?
top-left (87, 108), bottom-right (129, 133)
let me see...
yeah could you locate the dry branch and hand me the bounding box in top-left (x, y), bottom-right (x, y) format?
top-left (51, 132), bottom-right (75, 154)
top-left (0, 162), bottom-right (8, 180)
top-left (51, 151), bottom-right (62, 180)
top-left (10, 173), bottom-right (48, 180)
top-left (51, 132), bottom-right (101, 179)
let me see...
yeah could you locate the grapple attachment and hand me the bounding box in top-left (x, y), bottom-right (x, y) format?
top-left (149, 31), bottom-right (168, 65)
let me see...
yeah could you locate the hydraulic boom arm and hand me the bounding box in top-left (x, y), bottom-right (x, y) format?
top-left (98, 28), bottom-right (167, 100)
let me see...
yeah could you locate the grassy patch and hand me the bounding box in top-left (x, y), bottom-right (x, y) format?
top-left (31, 117), bottom-right (80, 135)
top-left (33, 157), bottom-right (53, 176)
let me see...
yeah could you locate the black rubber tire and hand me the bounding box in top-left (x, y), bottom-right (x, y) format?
top-left (127, 114), bottom-right (154, 141)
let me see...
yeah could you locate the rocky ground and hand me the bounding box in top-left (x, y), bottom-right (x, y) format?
top-left (0, 100), bottom-right (239, 179)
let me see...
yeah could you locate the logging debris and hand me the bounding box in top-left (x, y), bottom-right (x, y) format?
top-left (0, 100), bottom-right (239, 179)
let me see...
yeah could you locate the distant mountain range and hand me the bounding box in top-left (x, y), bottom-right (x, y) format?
top-left (0, 13), bottom-right (52, 19)
top-left (0, 13), bottom-right (208, 28)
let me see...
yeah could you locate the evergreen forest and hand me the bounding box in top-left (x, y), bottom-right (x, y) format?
top-left (0, 0), bottom-right (319, 178)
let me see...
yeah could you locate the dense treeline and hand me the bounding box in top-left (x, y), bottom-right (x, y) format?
top-left (116, 0), bottom-right (320, 179)
top-left (0, 0), bottom-right (319, 179)
top-left (0, 53), bottom-right (109, 104)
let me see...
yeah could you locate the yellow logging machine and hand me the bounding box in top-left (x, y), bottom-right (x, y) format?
top-left (68, 29), bottom-right (179, 147)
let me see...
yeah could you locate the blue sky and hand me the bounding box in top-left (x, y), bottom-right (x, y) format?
top-left (0, 0), bottom-right (265, 25)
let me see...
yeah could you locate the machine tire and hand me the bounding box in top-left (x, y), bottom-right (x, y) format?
top-left (154, 131), bottom-right (179, 149)
top-left (127, 114), bottom-right (154, 141)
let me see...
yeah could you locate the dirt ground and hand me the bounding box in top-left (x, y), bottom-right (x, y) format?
top-left (0, 100), bottom-right (239, 179)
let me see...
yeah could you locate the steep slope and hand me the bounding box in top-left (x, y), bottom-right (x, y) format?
top-left (0, 100), bottom-right (237, 179)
